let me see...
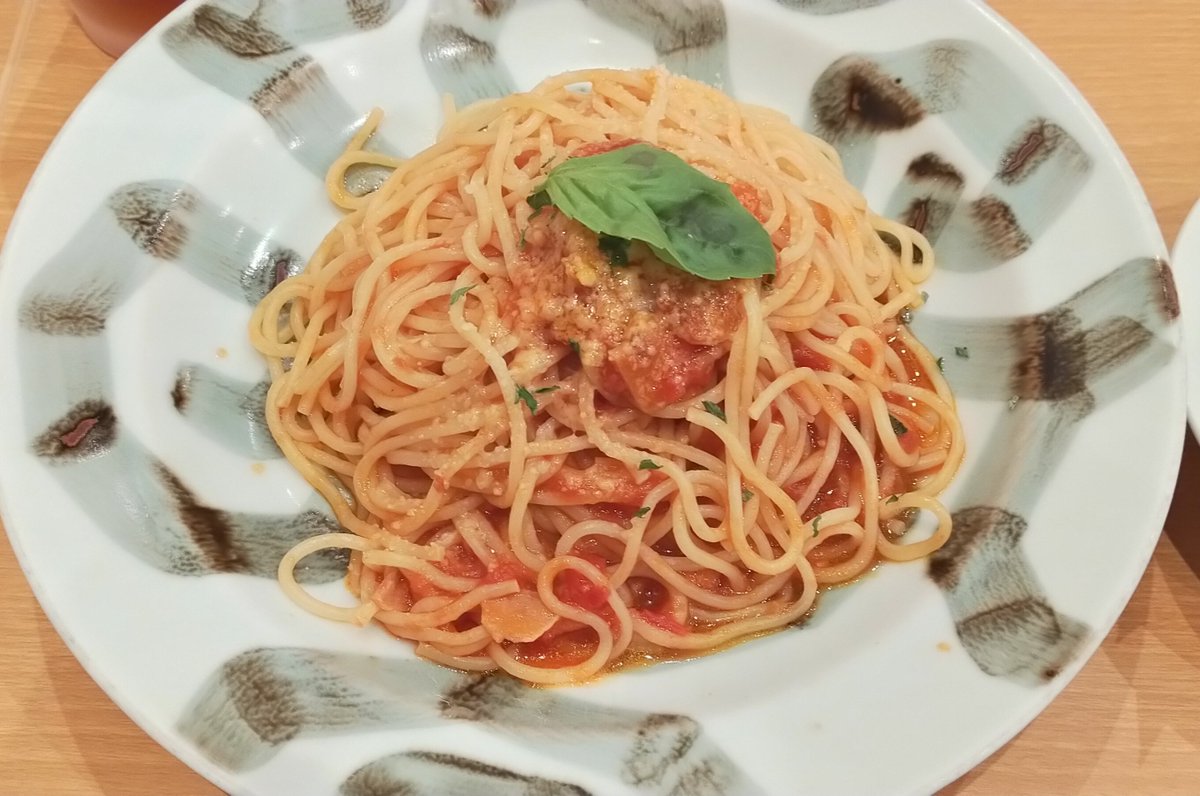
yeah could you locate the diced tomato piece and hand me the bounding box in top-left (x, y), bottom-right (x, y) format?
top-left (597, 360), bottom-right (633, 402)
top-left (808, 535), bottom-right (858, 567)
top-left (404, 572), bottom-right (443, 602)
top-left (791, 340), bottom-right (830, 371)
top-left (553, 556), bottom-right (610, 611)
top-left (730, 180), bottom-right (768, 223)
top-left (438, 542), bottom-right (486, 579)
top-left (608, 336), bottom-right (724, 413)
top-left (650, 532), bottom-right (682, 556)
top-left (626, 576), bottom-right (669, 612)
top-left (483, 557), bottom-right (536, 588)
top-left (850, 340), bottom-right (873, 366)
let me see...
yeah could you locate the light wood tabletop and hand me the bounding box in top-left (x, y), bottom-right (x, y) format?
top-left (1, 1), bottom-right (1198, 794)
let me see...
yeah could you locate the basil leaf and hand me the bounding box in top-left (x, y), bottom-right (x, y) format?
top-left (598, 234), bottom-right (631, 266)
top-left (532, 143), bottom-right (775, 281)
top-left (634, 506), bottom-right (651, 518)
top-left (449, 285), bottom-right (474, 305)
top-left (638, 459), bottom-right (661, 471)
top-left (702, 401), bottom-right (726, 422)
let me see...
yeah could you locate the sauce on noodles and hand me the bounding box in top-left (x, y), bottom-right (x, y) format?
top-left (251, 68), bottom-right (964, 685)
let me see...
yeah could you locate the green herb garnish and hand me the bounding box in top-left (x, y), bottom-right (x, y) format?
top-left (742, 488), bottom-right (754, 503)
top-left (889, 415), bottom-right (908, 436)
top-left (568, 339), bottom-right (581, 356)
top-left (634, 506), bottom-right (651, 519)
top-left (598, 234), bottom-right (631, 266)
top-left (936, 357), bottom-right (945, 372)
top-left (702, 400), bottom-right (727, 422)
top-left (514, 385), bottom-right (538, 413)
top-left (638, 459), bottom-right (661, 471)
top-left (449, 285), bottom-right (474, 305)
top-left (811, 515), bottom-right (822, 537)
top-left (528, 143), bottom-right (775, 281)
top-left (955, 346), bottom-right (969, 359)
top-left (534, 386), bottom-right (560, 395)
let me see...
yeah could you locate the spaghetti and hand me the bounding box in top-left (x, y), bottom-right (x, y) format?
top-left (250, 68), bottom-right (964, 685)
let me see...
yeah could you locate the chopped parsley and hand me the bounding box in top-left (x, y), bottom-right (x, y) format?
top-left (638, 459), bottom-right (662, 471)
top-left (811, 515), bottom-right (822, 537)
top-left (889, 415), bottom-right (908, 436)
top-left (954, 346), bottom-right (969, 359)
top-left (742, 487), bottom-right (754, 503)
top-left (568, 339), bottom-right (581, 356)
top-left (449, 285), bottom-right (474, 305)
top-left (514, 385), bottom-right (538, 413)
top-left (634, 506), bottom-right (651, 519)
top-left (533, 385), bottom-right (560, 395)
top-left (935, 357), bottom-right (945, 372)
top-left (702, 400), bottom-right (726, 422)
top-left (598, 234), bottom-right (631, 266)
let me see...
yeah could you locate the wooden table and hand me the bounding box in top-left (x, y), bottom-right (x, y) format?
top-left (1, 1), bottom-right (1198, 793)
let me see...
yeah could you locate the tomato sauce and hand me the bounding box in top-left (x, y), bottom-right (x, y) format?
top-left (512, 213), bottom-right (743, 414)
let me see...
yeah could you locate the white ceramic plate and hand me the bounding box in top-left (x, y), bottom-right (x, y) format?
top-left (1173, 200), bottom-right (1200, 433)
top-left (0, 1), bottom-right (1183, 794)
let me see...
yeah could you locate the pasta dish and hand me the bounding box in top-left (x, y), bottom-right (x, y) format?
top-left (250, 68), bottom-right (964, 685)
